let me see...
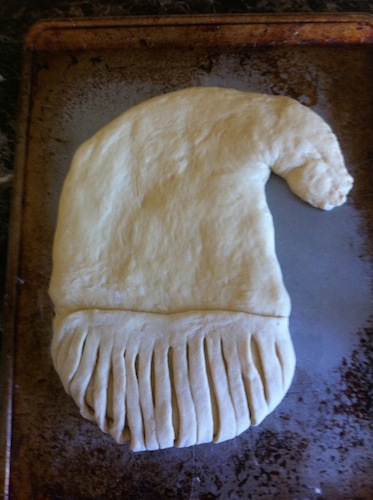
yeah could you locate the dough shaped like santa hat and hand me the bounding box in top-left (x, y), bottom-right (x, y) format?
top-left (49, 87), bottom-right (353, 451)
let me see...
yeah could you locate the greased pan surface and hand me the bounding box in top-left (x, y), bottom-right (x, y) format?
top-left (2, 14), bottom-right (372, 499)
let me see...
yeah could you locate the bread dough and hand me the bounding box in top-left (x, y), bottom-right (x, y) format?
top-left (49, 87), bottom-right (353, 451)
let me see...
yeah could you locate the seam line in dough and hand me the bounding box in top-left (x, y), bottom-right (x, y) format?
top-left (57, 307), bottom-right (289, 320)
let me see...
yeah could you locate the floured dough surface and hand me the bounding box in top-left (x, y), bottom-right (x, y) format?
top-left (49, 87), bottom-right (353, 451)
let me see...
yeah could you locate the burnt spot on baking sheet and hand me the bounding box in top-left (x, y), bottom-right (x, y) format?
top-left (238, 46), bottom-right (258, 70)
top-left (232, 429), bottom-right (309, 493)
top-left (89, 55), bottom-right (103, 65)
top-left (197, 50), bottom-right (221, 74)
top-left (333, 322), bottom-right (373, 421)
top-left (257, 47), bottom-right (319, 106)
top-left (69, 53), bottom-right (79, 66)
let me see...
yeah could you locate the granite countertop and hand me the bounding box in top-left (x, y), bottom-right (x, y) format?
top-left (0, 2), bottom-right (372, 499)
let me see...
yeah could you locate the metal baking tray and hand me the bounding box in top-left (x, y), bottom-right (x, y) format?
top-left (2, 14), bottom-right (372, 499)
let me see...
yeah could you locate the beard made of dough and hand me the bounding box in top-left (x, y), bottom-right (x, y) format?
top-left (49, 87), bottom-right (353, 451)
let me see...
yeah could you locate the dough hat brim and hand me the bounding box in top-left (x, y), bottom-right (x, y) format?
top-left (52, 309), bottom-right (295, 451)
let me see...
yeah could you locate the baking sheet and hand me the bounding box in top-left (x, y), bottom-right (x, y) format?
top-left (2, 14), bottom-right (373, 499)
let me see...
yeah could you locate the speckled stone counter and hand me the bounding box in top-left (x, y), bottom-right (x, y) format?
top-left (1, 2), bottom-right (373, 499)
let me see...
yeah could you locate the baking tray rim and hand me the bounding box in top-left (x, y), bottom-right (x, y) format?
top-left (23, 12), bottom-right (373, 51)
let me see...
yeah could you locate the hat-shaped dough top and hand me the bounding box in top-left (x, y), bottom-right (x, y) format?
top-left (50, 87), bottom-right (352, 319)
